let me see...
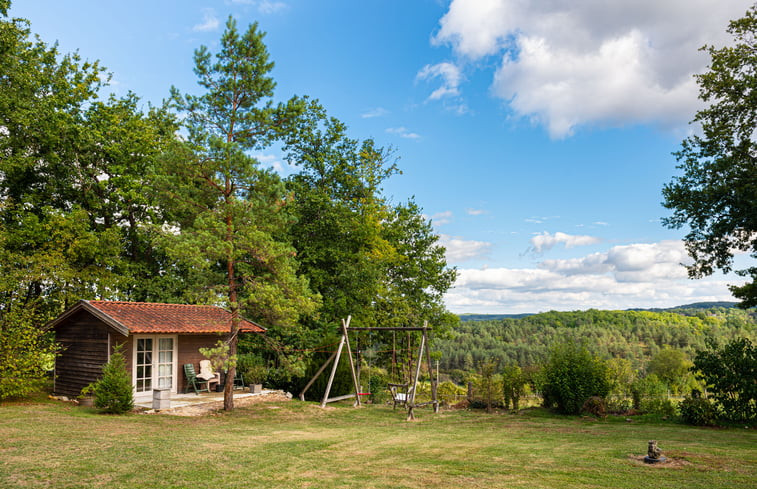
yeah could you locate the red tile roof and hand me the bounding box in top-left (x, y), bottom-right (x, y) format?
top-left (83, 301), bottom-right (265, 335)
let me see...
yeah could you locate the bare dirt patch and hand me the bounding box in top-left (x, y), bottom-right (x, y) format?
top-left (627, 454), bottom-right (692, 468)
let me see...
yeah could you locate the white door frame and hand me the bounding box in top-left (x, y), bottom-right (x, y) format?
top-left (132, 334), bottom-right (178, 395)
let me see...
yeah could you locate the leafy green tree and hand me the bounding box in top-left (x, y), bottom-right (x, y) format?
top-left (648, 347), bottom-right (693, 395)
top-left (284, 114), bottom-right (397, 329)
top-left (92, 344), bottom-right (133, 414)
top-left (0, 9), bottom-right (118, 311)
top-left (693, 337), bottom-right (756, 422)
top-left (0, 306), bottom-right (55, 399)
top-left (0, 7), bottom-right (135, 396)
top-left (606, 357), bottom-right (636, 398)
top-left (662, 6), bottom-right (757, 307)
top-left (162, 17), bottom-right (318, 410)
top-left (501, 364), bottom-right (527, 411)
top-left (477, 360), bottom-right (501, 413)
top-left (284, 109), bottom-right (457, 383)
top-left (379, 200), bottom-right (458, 332)
top-left (75, 95), bottom-right (182, 303)
top-left (540, 342), bottom-right (611, 415)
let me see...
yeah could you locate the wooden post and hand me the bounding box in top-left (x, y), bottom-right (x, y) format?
top-left (423, 324), bottom-right (439, 413)
top-left (320, 317), bottom-right (349, 408)
top-left (406, 329), bottom-right (426, 421)
top-left (340, 317), bottom-right (361, 407)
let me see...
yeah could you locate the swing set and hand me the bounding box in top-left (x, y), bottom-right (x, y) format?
top-left (299, 316), bottom-right (439, 420)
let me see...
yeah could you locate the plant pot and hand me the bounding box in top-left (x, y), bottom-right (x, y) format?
top-left (215, 384), bottom-right (224, 392)
top-left (249, 384), bottom-right (263, 394)
top-left (78, 396), bottom-right (94, 407)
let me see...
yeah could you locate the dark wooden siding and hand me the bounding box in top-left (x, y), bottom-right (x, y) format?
top-left (53, 310), bottom-right (117, 397)
top-left (177, 334), bottom-right (225, 393)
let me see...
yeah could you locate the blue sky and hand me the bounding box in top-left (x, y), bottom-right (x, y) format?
top-left (12, 0), bottom-right (752, 313)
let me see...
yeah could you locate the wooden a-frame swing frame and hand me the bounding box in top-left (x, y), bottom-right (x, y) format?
top-left (299, 316), bottom-right (439, 420)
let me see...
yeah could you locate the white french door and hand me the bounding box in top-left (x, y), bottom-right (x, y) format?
top-left (133, 335), bottom-right (178, 394)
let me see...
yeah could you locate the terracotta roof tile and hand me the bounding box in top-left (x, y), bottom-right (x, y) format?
top-left (85, 301), bottom-right (265, 334)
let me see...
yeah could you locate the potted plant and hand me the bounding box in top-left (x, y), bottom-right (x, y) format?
top-left (78, 383), bottom-right (95, 407)
top-left (243, 364), bottom-right (267, 394)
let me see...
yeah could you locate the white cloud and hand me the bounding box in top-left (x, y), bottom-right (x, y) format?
top-left (192, 9), bottom-right (220, 32)
top-left (429, 210), bottom-right (453, 226)
top-left (466, 208), bottom-right (487, 216)
top-left (525, 215), bottom-right (559, 224)
top-left (257, 0), bottom-right (287, 14)
top-left (361, 107), bottom-right (389, 119)
top-left (529, 231), bottom-right (601, 253)
top-left (417, 62), bottom-right (463, 100)
top-left (386, 127), bottom-right (421, 139)
top-left (439, 234), bottom-right (492, 262)
top-left (447, 240), bottom-right (743, 314)
top-left (229, 0), bottom-right (288, 13)
top-left (432, 0), bottom-right (750, 137)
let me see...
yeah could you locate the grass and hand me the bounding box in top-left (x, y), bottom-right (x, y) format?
top-left (1, 396), bottom-right (755, 488)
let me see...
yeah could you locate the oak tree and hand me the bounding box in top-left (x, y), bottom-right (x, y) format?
top-left (663, 6), bottom-right (757, 307)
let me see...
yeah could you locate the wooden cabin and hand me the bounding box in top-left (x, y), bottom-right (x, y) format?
top-left (47, 300), bottom-right (265, 398)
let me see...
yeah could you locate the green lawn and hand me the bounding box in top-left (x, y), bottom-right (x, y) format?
top-left (1, 398), bottom-right (754, 488)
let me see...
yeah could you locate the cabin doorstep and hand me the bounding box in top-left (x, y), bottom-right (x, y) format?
top-left (47, 300), bottom-right (265, 399)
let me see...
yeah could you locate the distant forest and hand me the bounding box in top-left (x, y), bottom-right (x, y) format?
top-left (437, 306), bottom-right (757, 372)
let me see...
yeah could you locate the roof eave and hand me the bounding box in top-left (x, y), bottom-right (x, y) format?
top-left (45, 300), bottom-right (130, 336)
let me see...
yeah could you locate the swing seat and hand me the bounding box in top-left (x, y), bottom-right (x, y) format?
top-left (388, 383), bottom-right (409, 410)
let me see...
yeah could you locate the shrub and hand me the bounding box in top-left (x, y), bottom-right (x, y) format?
top-left (606, 397), bottom-right (632, 414)
top-left (540, 342), bottom-right (611, 415)
top-left (631, 374), bottom-right (676, 415)
top-left (679, 396), bottom-right (718, 426)
top-left (582, 396), bottom-right (607, 417)
top-left (92, 344), bottom-right (133, 414)
top-left (693, 337), bottom-right (756, 423)
top-left (237, 353), bottom-right (267, 384)
top-left (437, 381), bottom-right (466, 406)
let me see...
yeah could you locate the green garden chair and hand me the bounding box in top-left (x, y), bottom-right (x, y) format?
top-left (184, 363), bottom-right (211, 394)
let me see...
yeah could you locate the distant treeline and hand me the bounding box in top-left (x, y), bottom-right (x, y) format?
top-left (437, 307), bottom-right (757, 371)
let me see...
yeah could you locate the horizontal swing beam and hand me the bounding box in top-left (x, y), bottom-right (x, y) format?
top-left (347, 327), bottom-right (429, 331)
top-left (413, 401), bottom-right (438, 408)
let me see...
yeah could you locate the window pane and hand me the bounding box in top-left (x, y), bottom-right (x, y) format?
top-left (144, 379), bottom-right (151, 390)
top-left (159, 338), bottom-right (172, 350)
top-left (145, 352), bottom-right (152, 364)
top-left (137, 366), bottom-right (144, 378)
